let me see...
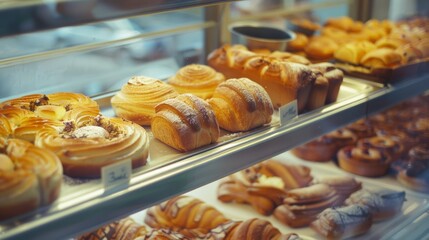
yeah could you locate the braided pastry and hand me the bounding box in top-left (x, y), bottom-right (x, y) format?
top-left (0, 138), bottom-right (62, 221)
top-left (35, 115), bottom-right (149, 178)
top-left (218, 160), bottom-right (312, 215)
top-left (151, 94), bottom-right (220, 152)
top-left (111, 76), bottom-right (179, 125)
top-left (207, 78), bottom-right (273, 132)
top-left (144, 195), bottom-right (229, 237)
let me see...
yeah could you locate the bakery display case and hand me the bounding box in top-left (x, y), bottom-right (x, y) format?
top-left (0, 0), bottom-right (428, 239)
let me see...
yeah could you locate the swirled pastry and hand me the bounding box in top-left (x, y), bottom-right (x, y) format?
top-left (0, 138), bottom-right (62, 221)
top-left (168, 64), bottom-right (225, 99)
top-left (345, 189), bottom-right (406, 221)
top-left (273, 183), bottom-right (343, 228)
top-left (35, 115), bottom-right (149, 178)
top-left (218, 160), bottom-right (313, 215)
top-left (77, 217), bottom-right (147, 240)
top-left (208, 78), bottom-right (273, 132)
top-left (111, 76), bottom-right (179, 125)
top-left (144, 195), bottom-right (229, 237)
top-left (152, 94), bottom-right (219, 152)
top-left (337, 145), bottom-right (391, 177)
top-left (311, 205), bottom-right (372, 240)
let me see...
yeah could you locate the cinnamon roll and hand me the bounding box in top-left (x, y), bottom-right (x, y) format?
top-left (35, 115), bottom-right (149, 178)
top-left (337, 145), bottom-right (391, 177)
top-left (111, 76), bottom-right (179, 125)
top-left (168, 64), bottom-right (225, 99)
top-left (207, 78), bottom-right (274, 132)
top-left (152, 94), bottom-right (219, 152)
top-left (0, 138), bottom-right (62, 221)
top-left (273, 183), bottom-right (343, 228)
top-left (217, 160), bottom-right (312, 215)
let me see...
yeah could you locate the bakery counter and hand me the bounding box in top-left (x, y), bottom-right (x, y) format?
top-left (1, 74), bottom-right (429, 240)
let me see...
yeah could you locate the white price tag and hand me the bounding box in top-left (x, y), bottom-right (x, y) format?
top-left (279, 100), bottom-right (298, 125)
top-left (101, 159), bottom-right (132, 191)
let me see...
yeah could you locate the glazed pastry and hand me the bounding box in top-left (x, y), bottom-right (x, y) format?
top-left (316, 175), bottom-right (362, 201)
top-left (0, 115), bottom-right (12, 137)
top-left (207, 78), bottom-right (273, 132)
top-left (0, 138), bottom-right (62, 221)
top-left (77, 217), bottom-right (147, 240)
top-left (337, 145), bottom-right (391, 177)
top-left (309, 62), bottom-right (344, 104)
top-left (345, 189), bottom-right (406, 221)
top-left (360, 48), bottom-right (403, 68)
top-left (205, 219), bottom-right (301, 240)
top-left (168, 64), bottom-right (225, 99)
top-left (305, 36), bottom-right (339, 61)
top-left (152, 94), bottom-right (219, 152)
top-left (375, 36), bottom-right (410, 50)
top-left (208, 44), bottom-right (317, 111)
top-left (273, 183), bottom-right (343, 228)
top-left (286, 33), bottom-right (309, 52)
top-left (292, 129), bottom-right (357, 162)
top-left (345, 118), bottom-right (375, 139)
top-left (311, 205), bottom-right (372, 240)
top-left (111, 76), bottom-right (179, 125)
top-left (357, 136), bottom-right (404, 161)
top-left (35, 115), bottom-right (149, 178)
top-left (217, 160), bottom-right (313, 215)
top-left (334, 41), bottom-right (376, 65)
top-left (144, 195), bottom-right (229, 237)
top-left (397, 144), bottom-right (429, 193)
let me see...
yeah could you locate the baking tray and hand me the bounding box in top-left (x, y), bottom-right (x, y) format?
top-left (129, 153), bottom-right (429, 240)
top-left (0, 77), bottom-right (382, 237)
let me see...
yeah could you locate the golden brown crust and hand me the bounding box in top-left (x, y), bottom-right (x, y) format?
top-left (334, 41), bottom-right (376, 65)
top-left (286, 33), bottom-right (310, 53)
top-left (360, 48), bottom-right (403, 68)
top-left (305, 74), bottom-right (328, 110)
top-left (305, 36), bottom-right (339, 61)
top-left (77, 217), bottom-right (147, 240)
top-left (168, 64), bottom-right (225, 99)
top-left (152, 94), bottom-right (219, 152)
top-left (208, 78), bottom-right (273, 132)
top-left (111, 76), bottom-right (179, 126)
top-left (0, 138), bottom-right (62, 221)
top-left (357, 136), bottom-right (404, 161)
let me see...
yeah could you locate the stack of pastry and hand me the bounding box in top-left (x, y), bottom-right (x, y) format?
top-left (217, 159), bottom-right (313, 215)
top-left (0, 92), bottom-right (150, 178)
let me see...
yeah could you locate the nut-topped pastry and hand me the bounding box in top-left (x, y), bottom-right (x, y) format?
top-left (168, 64), bottom-right (225, 100)
top-left (273, 183), bottom-right (343, 228)
top-left (217, 160), bottom-right (313, 215)
top-left (152, 94), bottom-right (220, 152)
top-left (111, 76), bottom-right (179, 125)
top-left (207, 78), bottom-right (273, 132)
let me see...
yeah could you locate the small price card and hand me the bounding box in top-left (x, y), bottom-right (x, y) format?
top-left (279, 100), bottom-right (298, 126)
top-left (101, 159), bottom-right (132, 191)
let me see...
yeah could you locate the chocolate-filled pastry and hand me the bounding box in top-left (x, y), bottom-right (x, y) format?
top-left (273, 184), bottom-right (343, 228)
top-left (144, 195), bottom-right (229, 237)
top-left (357, 136), bottom-right (404, 161)
top-left (337, 145), bottom-right (391, 177)
top-left (205, 219), bottom-right (301, 240)
top-left (397, 144), bottom-right (429, 193)
top-left (0, 138), bottom-right (62, 221)
top-left (152, 94), bottom-right (220, 152)
top-left (208, 78), bottom-right (273, 132)
top-left (168, 64), bottom-right (225, 99)
top-left (345, 189), bottom-right (406, 221)
top-left (111, 76), bottom-right (179, 125)
top-left (217, 160), bottom-right (313, 215)
top-left (77, 217), bottom-right (147, 240)
top-left (316, 175), bottom-right (362, 202)
top-left (292, 129), bottom-right (357, 162)
top-left (311, 205), bottom-right (372, 240)
top-left (35, 115), bottom-right (149, 178)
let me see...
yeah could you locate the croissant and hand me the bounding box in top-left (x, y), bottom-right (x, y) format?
top-left (35, 115), bottom-right (149, 178)
top-left (334, 41), bottom-right (376, 65)
top-left (144, 195), bottom-right (230, 237)
top-left (217, 160), bottom-right (312, 215)
top-left (208, 45), bottom-right (317, 111)
top-left (168, 64), bottom-right (225, 99)
top-left (77, 217), bottom-right (147, 240)
top-left (207, 78), bottom-right (273, 132)
top-left (151, 94), bottom-right (219, 152)
top-left (111, 76), bottom-right (179, 125)
top-left (205, 219), bottom-right (301, 240)
top-left (360, 48), bottom-right (403, 68)
top-left (0, 138), bottom-right (62, 221)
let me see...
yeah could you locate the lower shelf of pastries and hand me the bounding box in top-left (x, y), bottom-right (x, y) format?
top-left (80, 152), bottom-right (429, 240)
